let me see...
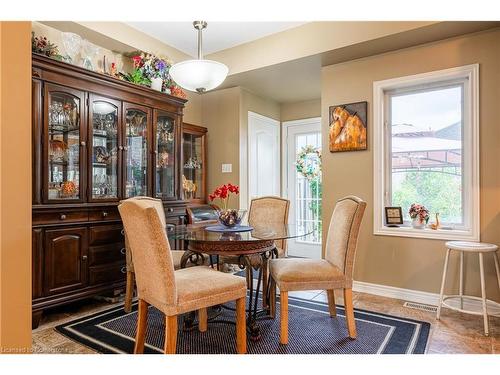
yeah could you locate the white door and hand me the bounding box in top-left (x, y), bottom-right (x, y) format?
top-left (248, 111), bottom-right (280, 207)
top-left (283, 118), bottom-right (322, 259)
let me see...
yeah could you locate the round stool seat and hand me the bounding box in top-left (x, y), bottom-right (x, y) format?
top-left (445, 241), bottom-right (498, 253)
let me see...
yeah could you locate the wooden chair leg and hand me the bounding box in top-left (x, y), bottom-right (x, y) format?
top-left (124, 271), bottom-right (135, 313)
top-left (280, 291), bottom-right (288, 345)
top-left (198, 307), bottom-right (208, 332)
top-left (164, 315), bottom-right (178, 354)
top-left (343, 288), bottom-right (357, 339)
top-left (236, 297), bottom-right (247, 354)
top-left (327, 289), bottom-right (337, 317)
top-left (269, 278), bottom-right (277, 319)
top-left (245, 267), bottom-right (252, 289)
top-left (134, 299), bottom-right (148, 354)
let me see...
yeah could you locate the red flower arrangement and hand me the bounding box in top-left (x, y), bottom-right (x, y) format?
top-left (209, 183), bottom-right (239, 210)
top-left (409, 203), bottom-right (430, 224)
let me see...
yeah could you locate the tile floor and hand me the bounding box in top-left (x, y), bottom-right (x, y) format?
top-left (32, 289), bottom-right (499, 354)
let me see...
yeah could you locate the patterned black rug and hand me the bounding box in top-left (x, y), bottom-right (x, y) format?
top-left (55, 295), bottom-right (430, 354)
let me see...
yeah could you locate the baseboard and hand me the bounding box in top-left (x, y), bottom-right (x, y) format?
top-left (352, 280), bottom-right (500, 314)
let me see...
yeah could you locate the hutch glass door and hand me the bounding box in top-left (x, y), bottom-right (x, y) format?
top-left (124, 105), bottom-right (149, 197)
top-left (46, 86), bottom-right (84, 202)
top-left (183, 131), bottom-right (204, 201)
top-left (155, 110), bottom-right (176, 199)
top-left (90, 97), bottom-right (120, 200)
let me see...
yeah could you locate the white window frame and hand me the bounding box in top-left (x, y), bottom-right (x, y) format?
top-left (373, 64), bottom-right (480, 241)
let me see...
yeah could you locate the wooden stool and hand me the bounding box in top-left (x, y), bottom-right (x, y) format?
top-left (436, 241), bottom-right (500, 336)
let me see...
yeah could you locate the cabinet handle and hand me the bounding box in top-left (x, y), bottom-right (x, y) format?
top-left (124, 146), bottom-right (129, 151)
top-left (121, 229), bottom-right (125, 236)
top-left (102, 211), bottom-right (108, 218)
top-left (121, 266), bottom-right (126, 274)
top-left (80, 141), bottom-right (86, 147)
top-left (167, 207), bottom-right (174, 212)
top-left (120, 248), bottom-right (126, 255)
top-left (118, 145), bottom-right (123, 151)
top-left (82, 255), bottom-right (88, 261)
top-left (60, 214), bottom-right (67, 220)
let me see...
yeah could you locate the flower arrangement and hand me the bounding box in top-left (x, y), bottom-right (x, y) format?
top-left (409, 203), bottom-right (430, 227)
top-left (31, 32), bottom-right (63, 60)
top-left (296, 145), bottom-right (322, 181)
top-left (209, 184), bottom-right (244, 227)
top-left (209, 183), bottom-right (239, 210)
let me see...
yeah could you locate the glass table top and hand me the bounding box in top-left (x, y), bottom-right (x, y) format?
top-left (167, 224), bottom-right (313, 242)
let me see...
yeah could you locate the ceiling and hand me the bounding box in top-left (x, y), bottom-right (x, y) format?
top-left (126, 22), bottom-right (306, 57)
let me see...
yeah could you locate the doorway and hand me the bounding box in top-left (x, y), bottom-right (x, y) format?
top-left (283, 118), bottom-right (322, 259)
top-left (247, 111), bottom-right (281, 207)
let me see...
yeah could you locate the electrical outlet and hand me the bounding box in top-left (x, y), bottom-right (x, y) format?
top-left (222, 163), bottom-right (232, 173)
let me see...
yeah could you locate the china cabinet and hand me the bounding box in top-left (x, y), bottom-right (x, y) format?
top-left (182, 123), bottom-right (207, 204)
top-left (31, 54), bottom-right (187, 328)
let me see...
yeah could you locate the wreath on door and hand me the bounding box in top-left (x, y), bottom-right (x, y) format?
top-left (295, 145), bottom-right (322, 181)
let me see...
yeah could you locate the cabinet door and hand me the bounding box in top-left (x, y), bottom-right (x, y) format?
top-left (182, 125), bottom-right (207, 202)
top-left (43, 83), bottom-right (86, 203)
top-left (44, 227), bottom-right (88, 295)
top-left (154, 109), bottom-right (177, 200)
top-left (123, 103), bottom-right (151, 198)
top-left (89, 94), bottom-right (121, 201)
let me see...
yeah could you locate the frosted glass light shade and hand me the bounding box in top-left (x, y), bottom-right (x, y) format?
top-left (169, 59), bottom-right (229, 93)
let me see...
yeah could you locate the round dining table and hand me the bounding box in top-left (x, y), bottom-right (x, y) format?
top-left (167, 223), bottom-right (312, 341)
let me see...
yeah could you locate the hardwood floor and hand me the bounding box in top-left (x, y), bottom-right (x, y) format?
top-left (32, 290), bottom-right (499, 354)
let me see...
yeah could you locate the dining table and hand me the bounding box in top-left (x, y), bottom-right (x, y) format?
top-left (167, 223), bottom-right (313, 341)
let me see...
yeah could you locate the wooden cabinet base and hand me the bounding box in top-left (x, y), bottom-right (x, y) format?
top-left (32, 310), bottom-right (43, 329)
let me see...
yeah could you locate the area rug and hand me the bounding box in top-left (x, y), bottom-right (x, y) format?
top-left (55, 295), bottom-right (430, 354)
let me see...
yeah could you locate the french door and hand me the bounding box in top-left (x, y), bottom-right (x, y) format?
top-left (283, 118), bottom-right (322, 259)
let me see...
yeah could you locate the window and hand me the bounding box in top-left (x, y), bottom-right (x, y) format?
top-left (373, 65), bottom-right (479, 240)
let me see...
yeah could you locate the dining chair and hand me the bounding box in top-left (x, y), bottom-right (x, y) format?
top-left (269, 195), bottom-right (366, 344)
top-left (122, 196), bottom-right (205, 313)
top-left (220, 196), bottom-right (289, 296)
top-left (118, 198), bottom-right (247, 354)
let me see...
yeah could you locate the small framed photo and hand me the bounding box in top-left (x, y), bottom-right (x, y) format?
top-left (385, 207), bottom-right (403, 226)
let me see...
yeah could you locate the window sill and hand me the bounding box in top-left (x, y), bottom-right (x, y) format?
top-left (374, 225), bottom-right (479, 241)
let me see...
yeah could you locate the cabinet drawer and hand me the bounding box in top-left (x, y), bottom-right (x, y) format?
top-left (89, 224), bottom-right (124, 246)
top-left (33, 210), bottom-right (88, 225)
top-left (89, 262), bottom-right (126, 286)
top-left (164, 206), bottom-right (186, 217)
top-left (89, 207), bottom-right (121, 222)
top-left (88, 242), bottom-right (125, 266)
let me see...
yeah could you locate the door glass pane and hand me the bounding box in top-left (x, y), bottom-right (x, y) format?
top-left (295, 132), bottom-right (322, 244)
top-left (125, 109), bottom-right (148, 197)
top-left (183, 133), bottom-right (203, 200)
top-left (389, 84), bottom-right (463, 225)
top-left (91, 101), bottom-right (118, 199)
top-left (155, 112), bottom-right (175, 198)
top-left (47, 92), bottom-right (81, 200)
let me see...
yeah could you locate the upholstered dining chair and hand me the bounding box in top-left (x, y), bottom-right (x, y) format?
top-left (118, 198), bottom-right (247, 354)
top-left (220, 196), bottom-right (290, 296)
top-left (269, 195), bottom-right (366, 344)
top-left (122, 196), bottom-right (203, 313)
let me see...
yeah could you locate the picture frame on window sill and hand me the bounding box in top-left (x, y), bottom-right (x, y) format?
top-left (385, 207), bottom-right (403, 227)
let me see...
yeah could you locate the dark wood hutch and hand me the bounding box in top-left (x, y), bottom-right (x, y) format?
top-left (31, 53), bottom-right (193, 328)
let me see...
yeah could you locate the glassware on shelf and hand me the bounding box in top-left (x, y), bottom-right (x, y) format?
top-left (61, 32), bottom-right (82, 63)
top-left (81, 39), bottom-right (100, 71)
top-left (125, 109), bottom-right (148, 198)
top-left (91, 101), bottom-right (119, 199)
top-left (155, 114), bottom-right (175, 198)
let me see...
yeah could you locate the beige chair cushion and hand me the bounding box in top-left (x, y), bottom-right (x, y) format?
top-left (167, 266), bottom-right (247, 315)
top-left (269, 258), bottom-right (346, 291)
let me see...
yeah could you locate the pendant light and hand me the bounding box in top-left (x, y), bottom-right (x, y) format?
top-left (169, 21), bottom-right (229, 94)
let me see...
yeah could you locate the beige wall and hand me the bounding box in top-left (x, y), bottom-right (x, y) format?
top-left (0, 22), bottom-right (32, 351)
top-left (202, 87), bottom-right (241, 206)
top-left (280, 99), bottom-right (321, 122)
top-left (321, 28), bottom-right (500, 301)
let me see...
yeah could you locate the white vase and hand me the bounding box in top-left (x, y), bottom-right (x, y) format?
top-left (150, 77), bottom-right (163, 91)
top-left (411, 217), bottom-right (425, 229)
